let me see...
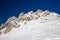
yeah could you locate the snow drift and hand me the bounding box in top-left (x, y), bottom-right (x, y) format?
top-left (0, 9), bottom-right (60, 40)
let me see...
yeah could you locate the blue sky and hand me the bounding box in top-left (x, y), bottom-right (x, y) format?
top-left (0, 0), bottom-right (60, 25)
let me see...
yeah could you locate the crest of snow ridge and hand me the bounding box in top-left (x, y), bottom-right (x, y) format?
top-left (0, 9), bottom-right (60, 35)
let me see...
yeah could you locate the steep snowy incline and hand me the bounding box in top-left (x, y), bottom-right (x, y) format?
top-left (0, 10), bottom-right (60, 40)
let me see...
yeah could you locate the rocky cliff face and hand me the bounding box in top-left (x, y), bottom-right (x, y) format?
top-left (0, 9), bottom-right (60, 40)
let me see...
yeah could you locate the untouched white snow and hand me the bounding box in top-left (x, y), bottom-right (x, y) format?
top-left (0, 10), bottom-right (60, 40)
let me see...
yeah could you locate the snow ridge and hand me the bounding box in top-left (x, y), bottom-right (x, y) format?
top-left (0, 9), bottom-right (59, 35)
top-left (0, 9), bottom-right (60, 40)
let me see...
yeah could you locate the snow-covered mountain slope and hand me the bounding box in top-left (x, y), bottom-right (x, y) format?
top-left (0, 10), bottom-right (60, 40)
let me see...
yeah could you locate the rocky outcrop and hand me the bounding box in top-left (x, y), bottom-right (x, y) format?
top-left (42, 10), bottom-right (50, 16)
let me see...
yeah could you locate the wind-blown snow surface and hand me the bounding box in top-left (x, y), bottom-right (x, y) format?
top-left (0, 10), bottom-right (60, 40)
